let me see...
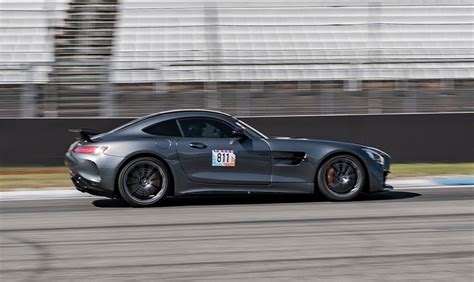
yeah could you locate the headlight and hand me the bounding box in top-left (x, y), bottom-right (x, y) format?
top-left (362, 148), bottom-right (385, 166)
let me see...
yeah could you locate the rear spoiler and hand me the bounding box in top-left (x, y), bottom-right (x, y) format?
top-left (69, 128), bottom-right (100, 142)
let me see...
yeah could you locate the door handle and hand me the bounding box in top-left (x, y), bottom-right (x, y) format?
top-left (189, 142), bottom-right (207, 149)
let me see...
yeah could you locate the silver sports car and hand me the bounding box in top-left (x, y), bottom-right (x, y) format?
top-left (65, 110), bottom-right (391, 207)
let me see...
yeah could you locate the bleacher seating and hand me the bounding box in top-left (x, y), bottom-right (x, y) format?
top-left (1, 0), bottom-right (472, 83)
top-left (0, 0), bottom-right (67, 83)
top-left (111, 0), bottom-right (474, 82)
top-left (0, 0), bottom-right (472, 116)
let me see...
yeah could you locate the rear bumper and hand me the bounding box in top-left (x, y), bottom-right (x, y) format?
top-left (65, 150), bottom-right (124, 198)
top-left (71, 174), bottom-right (115, 198)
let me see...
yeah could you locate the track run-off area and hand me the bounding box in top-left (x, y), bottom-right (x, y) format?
top-left (1, 186), bottom-right (473, 281)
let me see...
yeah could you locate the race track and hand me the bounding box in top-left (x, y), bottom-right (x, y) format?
top-left (1, 187), bottom-right (473, 281)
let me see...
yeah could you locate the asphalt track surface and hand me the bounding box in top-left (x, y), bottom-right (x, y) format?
top-left (1, 187), bottom-right (473, 281)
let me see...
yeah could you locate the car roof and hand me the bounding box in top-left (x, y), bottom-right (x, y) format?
top-left (152, 109), bottom-right (232, 118)
top-left (138, 109), bottom-right (233, 122)
top-left (111, 109), bottom-right (235, 134)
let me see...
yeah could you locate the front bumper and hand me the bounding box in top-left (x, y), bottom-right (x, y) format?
top-left (366, 156), bottom-right (391, 193)
top-left (382, 170), bottom-right (393, 191)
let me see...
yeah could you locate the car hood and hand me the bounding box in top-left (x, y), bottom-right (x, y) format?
top-left (269, 136), bottom-right (364, 147)
top-left (267, 136), bottom-right (390, 158)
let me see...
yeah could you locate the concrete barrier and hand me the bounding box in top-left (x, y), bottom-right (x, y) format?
top-left (1, 113), bottom-right (473, 166)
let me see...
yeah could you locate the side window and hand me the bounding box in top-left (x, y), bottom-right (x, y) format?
top-left (178, 118), bottom-right (234, 138)
top-left (142, 119), bottom-right (182, 137)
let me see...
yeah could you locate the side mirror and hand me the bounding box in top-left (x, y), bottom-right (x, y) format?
top-left (232, 128), bottom-right (246, 141)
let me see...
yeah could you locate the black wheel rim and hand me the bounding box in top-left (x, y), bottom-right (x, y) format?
top-left (123, 160), bottom-right (167, 205)
top-left (324, 158), bottom-right (362, 197)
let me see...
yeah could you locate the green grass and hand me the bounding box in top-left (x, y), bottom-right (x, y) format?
top-left (390, 163), bottom-right (474, 178)
top-left (0, 163), bottom-right (473, 190)
top-left (0, 167), bottom-right (70, 189)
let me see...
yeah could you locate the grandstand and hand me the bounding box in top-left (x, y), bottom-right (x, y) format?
top-left (0, 0), bottom-right (473, 117)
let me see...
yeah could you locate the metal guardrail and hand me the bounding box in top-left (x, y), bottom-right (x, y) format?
top-left (1, 63), bottom-right (473, 117)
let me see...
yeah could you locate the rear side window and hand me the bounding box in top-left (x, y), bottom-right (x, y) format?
top-left (178, 118), bottom-right (234, 138)
top-left (143, 119), bottom-right (182, 137)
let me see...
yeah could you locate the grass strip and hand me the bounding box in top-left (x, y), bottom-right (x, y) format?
top-left (0, 163), bottom-right (472, 190)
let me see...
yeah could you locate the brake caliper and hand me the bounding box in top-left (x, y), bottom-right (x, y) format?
top-left (327, 167), bottom-right (335, 186)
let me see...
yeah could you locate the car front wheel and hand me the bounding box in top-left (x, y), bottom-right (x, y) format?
top-left (317, 154), bottom-right (365, 201)
top-left (118, 157), bottom-right (169, 207)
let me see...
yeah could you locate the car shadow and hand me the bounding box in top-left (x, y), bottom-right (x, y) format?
top-left (357, 191), bottom-right (421, 201)
top-left (92, 190), bottom-right (421, 208)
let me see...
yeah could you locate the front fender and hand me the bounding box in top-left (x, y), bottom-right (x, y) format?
top-left (266, 138), bottom-right (387, 192)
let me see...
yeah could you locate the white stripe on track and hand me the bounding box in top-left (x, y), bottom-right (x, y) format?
top-left (0, 189), bottom-right (96, 201)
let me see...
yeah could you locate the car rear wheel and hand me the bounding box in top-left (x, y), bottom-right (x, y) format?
top-left (118, 157), bottom-right (169, 207)
top-left (317, 154), bottom-right (365, 201)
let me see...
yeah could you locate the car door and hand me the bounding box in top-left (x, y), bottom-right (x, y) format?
top-left (176, 117), bottom-right (271, 185)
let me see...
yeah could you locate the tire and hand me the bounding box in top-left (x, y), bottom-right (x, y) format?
top-left (118, 157), bottom-right (170, 207)
top-left (316, 154), bottom-right (365, 201)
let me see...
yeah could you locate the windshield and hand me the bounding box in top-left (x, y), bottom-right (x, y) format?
top-left (234, 119), bottom-right (268, 139)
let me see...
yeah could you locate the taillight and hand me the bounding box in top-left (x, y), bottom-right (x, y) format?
top-left (73, 145), bottom-right (108, 155)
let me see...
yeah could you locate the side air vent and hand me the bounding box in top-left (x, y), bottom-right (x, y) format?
top-left (272, 152), bottom-right (307, 166)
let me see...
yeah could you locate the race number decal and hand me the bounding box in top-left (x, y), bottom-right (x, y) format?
top-left (212, 150), bottom-right (236, 167)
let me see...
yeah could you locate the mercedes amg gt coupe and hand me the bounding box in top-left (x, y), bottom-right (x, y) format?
top-left (65, 110), bottom-right (391, 207)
